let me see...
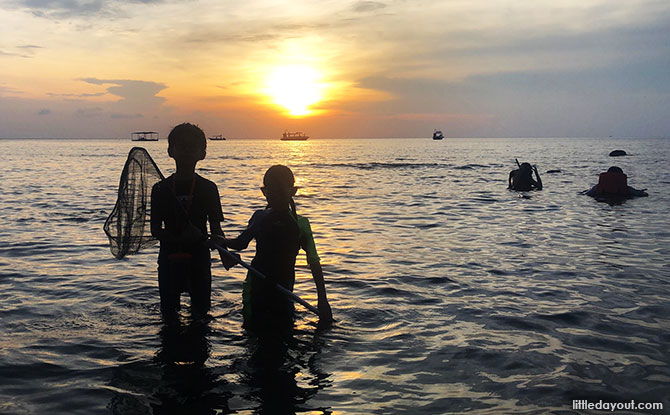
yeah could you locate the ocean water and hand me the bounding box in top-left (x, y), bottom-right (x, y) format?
top-left (0, 137), bottom-right (669, 414)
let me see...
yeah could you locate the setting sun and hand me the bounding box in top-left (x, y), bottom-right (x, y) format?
top-left (265, 65), bottom-right (323, 116)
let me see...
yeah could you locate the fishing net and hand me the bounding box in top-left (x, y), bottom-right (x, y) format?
top-left (104, 147), bottom-right (165, 259)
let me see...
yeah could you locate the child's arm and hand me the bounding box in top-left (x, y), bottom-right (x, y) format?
top-left (205, 182), bottom-right (225, 247)
top-left (584, 184), bottom-right (598, 196)
top-left (210, 220), bottom-right (224, 239)
top-left (220, 210), bottom-right (264, 251)
top-left (150, 183), bottom-right (177, 244)
top-left (208, 219), bottom-right (234, 267)
top-left (508, 170), bottom-right (516, 189)
top-left (310, 262), bottom-right (333, 324)
top-left (533, 166), bottom-right (543, 190)
top-left (299, 216), bottom-right (333, 324)
top-left (203, 183), bottom-right (240, 269)
top-left (224, 235), bottom-right (249, 251)
top-left (627, 186), bottom-right (648, 197)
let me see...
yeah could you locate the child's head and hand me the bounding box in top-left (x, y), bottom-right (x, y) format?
top-left (167, 123), bottom-right (207, 163)
top-left (607, 166), bottom-right (624, 174)
top-left (262, 165), bottom-right (297, 210)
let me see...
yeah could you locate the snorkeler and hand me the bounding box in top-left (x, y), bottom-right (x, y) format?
top-left (509, 161), bottom-right (543, 191)
top-left (585, 166), bottom-right (648, 198)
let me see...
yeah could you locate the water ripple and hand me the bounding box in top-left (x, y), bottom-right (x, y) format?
top-left (1, 138), bottom-right (669, 414)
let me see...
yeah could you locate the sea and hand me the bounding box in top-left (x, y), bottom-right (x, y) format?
top-left (0, 137), bottom-right (669, 415)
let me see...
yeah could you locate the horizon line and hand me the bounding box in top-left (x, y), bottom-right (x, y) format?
top-left (1, 136), bottom-right (669, 140)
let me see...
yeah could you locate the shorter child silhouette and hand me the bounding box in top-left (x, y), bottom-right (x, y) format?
top-left (220, 165), bottom-right (333, 331)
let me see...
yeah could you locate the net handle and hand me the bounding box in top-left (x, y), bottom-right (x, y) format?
top-left (212, 242), bottom-right (324, 318)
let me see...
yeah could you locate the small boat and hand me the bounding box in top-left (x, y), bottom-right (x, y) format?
top-left (281, 131), bottom-right (309, 141)
top-left (131, 131), bottom-right (159, 141)
top-left (432, 130), bottom-right (444, 140)
top-left (208, 134), bottom-right (226, 141)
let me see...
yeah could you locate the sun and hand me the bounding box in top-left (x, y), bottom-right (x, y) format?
top-left (265, 65), bottom-right (323, 116)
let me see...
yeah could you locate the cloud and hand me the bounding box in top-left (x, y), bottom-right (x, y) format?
top-left (47, 91), bottom-right (106, 98)
top-left (80, 78), bottom-right (167, 105)
top-left (0, 84), bottom-right (22, 95)
top-left (110, 112), bottom-right (143, 119)
top-left (182, 21), bottom-right (339, 45)
top-left (0, 45), bottom-right (42, 59)
top-left (431, 18), bottom-right (670, 67)
top-left (62, 78), bottom-right (171, 123)
top-left (76, 107), bottom-right (103, 117)
top-left (357, 49), bottom-right (670, 114)
top-left (347, 55), bottom-right (670, 137)
top-left (0, 49), bottom-right (30, 58)
top-left (20, 0), bottom-right (105, 18)
top-left (0, 93), bottom-right (175, 138)
top-left (11, 0), bottom-right (165, 19)
top-left (352, 1), bottom-right (386, 13)
top-left (464, 54), bottom-right (670, 96)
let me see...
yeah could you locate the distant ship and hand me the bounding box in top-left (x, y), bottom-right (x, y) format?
top-left (208, 134), bottom-right (226, 141)
top-left (131, 131), bottom-right (159, 141)
top-left (281, 131), bottom-right (309, 141)
top-left (432, 130), bottom-right (444, 140)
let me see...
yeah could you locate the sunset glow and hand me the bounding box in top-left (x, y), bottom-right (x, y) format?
top-left (265, 65), bottom-right (324, 116)
top-left (0, 1), bottom-right (668, 138)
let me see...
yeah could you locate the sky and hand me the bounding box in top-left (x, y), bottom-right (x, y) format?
top-left (1, 0), bottom-right (669, 139)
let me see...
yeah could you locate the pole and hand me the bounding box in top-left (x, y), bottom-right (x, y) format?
top-left (212, 243), bottom-right (321, 317)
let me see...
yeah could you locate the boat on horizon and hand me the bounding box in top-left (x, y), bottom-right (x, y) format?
top-left (208, 134), bottom-right (226, 141)
top-left (281, 131), bottom-right (309, 141)
top-left (131, 131), bottom-right (159, 141)
top-left (432, 130), bottom-right (444, 140)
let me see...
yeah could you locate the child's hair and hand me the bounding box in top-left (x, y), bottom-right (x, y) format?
top-left (263, 165), bottom-right (294, 189)
top-left (607, 166), bottom-right (624, 174)
top-left (263, 165), bottom-right (297, 215)
top-left (167, 122), bottom-right (207, 153)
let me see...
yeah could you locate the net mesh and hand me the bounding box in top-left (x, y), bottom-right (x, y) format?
top-left (104, 147), bottom-right (165, 259)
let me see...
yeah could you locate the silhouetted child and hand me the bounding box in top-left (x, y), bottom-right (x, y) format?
top-left (585, 166), bottom-right (648, 198)
top-left (150, 123), bottom-right (226, 321)
top-left (509, 162), bottom-right (543, 191)
top-left (220, 165), bottom-right (333, 331)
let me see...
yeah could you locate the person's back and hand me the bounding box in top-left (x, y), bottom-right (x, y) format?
top-left (243, 207), bottom-right (301, 326)
top-left (252, 208), bottom-right (301, 286)
top-left (585, 166), bottom-right (648, 198)
top-left (150, 123), bottom-right (226, 320)
top-left (152, 174), bottom-right (222, 255)
top-left (596, 170), bottom-right (628, 195)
